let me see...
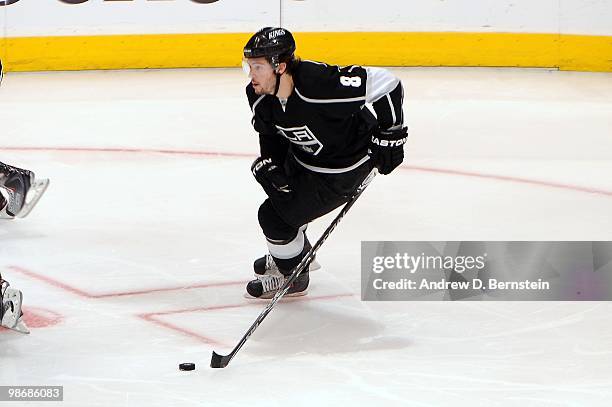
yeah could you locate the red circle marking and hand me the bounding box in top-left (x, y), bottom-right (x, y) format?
top-left (22, 307), bottom-right (63, 328)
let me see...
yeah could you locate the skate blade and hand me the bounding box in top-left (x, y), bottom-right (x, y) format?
top-left (17, 178), bottom-right (50, 218)
top-left (5, 319), bottom-right (30, 335)
top-left (243, 289), bottom-right (308, 300)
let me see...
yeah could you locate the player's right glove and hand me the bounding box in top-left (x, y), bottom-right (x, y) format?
top-left (251, 157), bottom-right (293, 201)
top-left (368, 126), bottom-right (408, 175)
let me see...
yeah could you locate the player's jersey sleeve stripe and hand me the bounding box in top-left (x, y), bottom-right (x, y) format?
top-left (250, 94), bottom-right (266, 123)
top-left (302, 60), bottom-right (328, 66)
top-left (365, 67), bottom-right (400, 104)
top-left (386, 93), bottom-right (397, 126)
top-left (369, 68), bottom-right (404, 129)
top-left (399, 83), bottom-right (405, 124)
top-left (251, 94), bottom-right (265, 114)
top-left (294, 88), bottom-right (366, 104)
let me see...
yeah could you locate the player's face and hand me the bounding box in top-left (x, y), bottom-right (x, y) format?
top-left (243, 57), bottom-right (276, 95)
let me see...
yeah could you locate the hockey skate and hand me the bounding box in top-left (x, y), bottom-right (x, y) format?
top-left (0, 277), bottom-right (30, 334)
top-left (245, 270), bottom-right (310, 300)
top-left (0, 164), bottom-right (49, 219)
top-left (247, 235), bottom-right (320, 299)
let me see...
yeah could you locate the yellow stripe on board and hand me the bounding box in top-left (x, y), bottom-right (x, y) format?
top-left (1, 32), bottom-right (610, 72)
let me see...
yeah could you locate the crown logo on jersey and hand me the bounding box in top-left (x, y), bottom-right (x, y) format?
top-left (275, 125), bottom-right (324, 156)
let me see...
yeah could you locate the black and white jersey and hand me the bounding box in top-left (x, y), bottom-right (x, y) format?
top-left (246, 60), bottom-right (404, 173)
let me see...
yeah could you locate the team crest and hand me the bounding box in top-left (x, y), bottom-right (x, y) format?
top-left (275, 125), bottom-right (323, 155)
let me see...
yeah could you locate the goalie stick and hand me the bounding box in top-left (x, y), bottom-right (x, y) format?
top-left (210, 168), bottom-right (377, 368)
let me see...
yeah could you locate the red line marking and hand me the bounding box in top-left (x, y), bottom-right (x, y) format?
top-left (143, 292), bottom-right (356, 318)
top-left (138, 293), bottom-right (356, 346)
top-left (404, 165), bottom-right (612, 197)
top-left (8, 266), bottom-right (246, 299)
top-left (0, 146), bottom-right (253, 159)
top-left (9, 266), bottom-right (93, 298)
top-left (2, 145), bottom-right (611, 197)
top-left (6, 264), bottom-right (356, 346)
top-left (139, 313), bottom-right (221, 346)
top-left (92, 281), bottom-right (249, 298)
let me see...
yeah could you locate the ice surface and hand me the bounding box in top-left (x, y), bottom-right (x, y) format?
top-left (1, 67), bottom-right (611, 406)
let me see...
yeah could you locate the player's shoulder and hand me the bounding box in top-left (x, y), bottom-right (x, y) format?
top-left (296, 60), bottom-right (366, 82)
top-left (294, 60), bottom-right (367, 101)
top-left (295, 60), bottom-right (335, 78)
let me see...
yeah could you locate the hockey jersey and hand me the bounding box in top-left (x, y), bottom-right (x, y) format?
top-left (246, 60), bottom-right (404, 173)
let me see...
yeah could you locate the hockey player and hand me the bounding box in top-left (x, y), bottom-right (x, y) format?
top-left (243, 27), bottom-right (407, 298)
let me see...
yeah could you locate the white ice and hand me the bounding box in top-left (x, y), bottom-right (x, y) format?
top-left (1, 67), bottom-right (612, 406)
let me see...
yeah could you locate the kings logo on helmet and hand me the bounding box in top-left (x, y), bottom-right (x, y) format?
top-left (268, 29), bottom-right (286, 40)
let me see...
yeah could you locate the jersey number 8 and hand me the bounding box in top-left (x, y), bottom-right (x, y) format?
top-left (340, 76), bottom-right (362, 87)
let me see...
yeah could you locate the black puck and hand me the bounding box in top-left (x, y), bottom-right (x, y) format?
top-left (179, 362), bottom-right (195, 371)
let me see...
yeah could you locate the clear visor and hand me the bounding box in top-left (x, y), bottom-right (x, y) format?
top-left (242, 58), bottom-right (274, 78)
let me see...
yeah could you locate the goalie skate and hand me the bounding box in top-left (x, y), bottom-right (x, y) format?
top-left (1, 280), bottom-right (30, 334)
top-left (0, 178), bottom-right (49, 219)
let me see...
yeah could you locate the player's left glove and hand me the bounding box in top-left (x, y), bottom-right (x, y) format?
top-left (369, 126), bottom-right (408, 175)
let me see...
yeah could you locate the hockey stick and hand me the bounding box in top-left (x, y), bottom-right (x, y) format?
top-left (210, 168), bottom-right (377, 368)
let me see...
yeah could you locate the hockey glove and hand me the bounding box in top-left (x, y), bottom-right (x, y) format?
top-left (369, 126), bottom-right (408, 175)
top-left (251, 157), bottom-right (293, 201)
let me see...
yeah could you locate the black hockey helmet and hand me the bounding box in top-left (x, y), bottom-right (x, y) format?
top-left (243, 27), bottom-right (296, 68)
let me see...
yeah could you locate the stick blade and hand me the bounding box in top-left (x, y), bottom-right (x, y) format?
top-left (210, 351), bottom-right (231, 369)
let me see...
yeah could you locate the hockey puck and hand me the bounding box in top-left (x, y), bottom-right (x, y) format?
top-left (179, 362), bottom-right (195, 371)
